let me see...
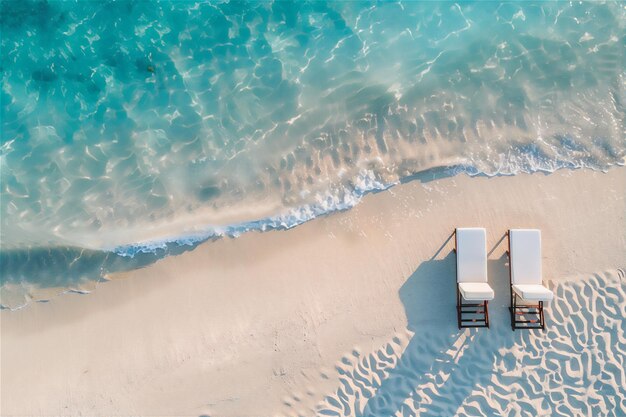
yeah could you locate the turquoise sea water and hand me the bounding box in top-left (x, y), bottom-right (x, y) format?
top-left (1, 1), bottom-right (625, 307)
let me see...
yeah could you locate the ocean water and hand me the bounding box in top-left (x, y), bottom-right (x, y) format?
top-left (1, 1), bottom-right (625, 308)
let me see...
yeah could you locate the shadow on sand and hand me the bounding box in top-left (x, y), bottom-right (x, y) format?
top-left (361, 232), bottom-right (516, 416)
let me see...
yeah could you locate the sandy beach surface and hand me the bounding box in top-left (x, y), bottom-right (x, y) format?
top-left (1, 168), bottom-right (625, 416)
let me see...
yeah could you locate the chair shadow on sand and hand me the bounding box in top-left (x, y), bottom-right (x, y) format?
top-left (360, 233), bottom-right (516, 416)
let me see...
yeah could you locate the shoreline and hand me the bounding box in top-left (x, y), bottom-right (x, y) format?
top-left (110, 162), bottom-right (626, 254)
top-left (3, 162), bottom-right (625, 256)
top-left (2, 167), bottom-right (625, 416)
top-left (2, 164), bottom-right (624, 311)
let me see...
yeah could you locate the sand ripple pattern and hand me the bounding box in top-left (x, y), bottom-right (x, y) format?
top-left (2, 1), bottom-right (626, 250)
top-left (305, 270), bottom-right (626, 417)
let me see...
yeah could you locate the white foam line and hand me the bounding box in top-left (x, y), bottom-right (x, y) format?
top-left (112, 169), bottom-right (394, 257)
top-left (111, 162), bottom-right (624, 258)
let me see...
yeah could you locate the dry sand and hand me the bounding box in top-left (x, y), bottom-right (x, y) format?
top-left (1, 168), bottom-right (625, 416)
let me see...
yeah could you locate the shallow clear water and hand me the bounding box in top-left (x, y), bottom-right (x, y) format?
top-left (1, 1), bottom-right (625, 307)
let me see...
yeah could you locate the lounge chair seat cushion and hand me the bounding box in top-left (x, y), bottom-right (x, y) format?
top-left (512, 284), bottom-right (553, 302)
top-left (459, 282), bottom-right (494, 301)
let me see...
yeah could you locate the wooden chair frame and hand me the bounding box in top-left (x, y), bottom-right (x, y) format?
top-left (454, 230), bottom-right (490, 329)
top-left (506, 231), bottom-right (545, 331)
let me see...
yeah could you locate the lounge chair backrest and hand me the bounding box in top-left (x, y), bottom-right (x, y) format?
top-left (510, 229), bottom-right (542, 285)
top-left (456, 228), bottom-right (487, 283)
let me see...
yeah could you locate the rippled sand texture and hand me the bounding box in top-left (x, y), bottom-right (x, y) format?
top-left (310, 270), bottom-right (626, 417)
top-left (2, 1), bottom-right (625, 249)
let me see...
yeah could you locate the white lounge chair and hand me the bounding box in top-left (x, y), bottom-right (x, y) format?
top-left (455, 228), bottom-right (494, 328)
top-left (507, 229), bottom-right (554, 330)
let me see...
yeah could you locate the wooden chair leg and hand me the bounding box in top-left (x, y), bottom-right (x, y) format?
top-left (485, 300), bottom-right (490, 328)
top-left (511, 292), bottom-right (516, 331)
top-left (457, 287), bottom-right (462, 329)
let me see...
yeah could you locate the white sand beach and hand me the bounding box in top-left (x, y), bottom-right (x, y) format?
top-left (1, 168), bottom-right (625, 416)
